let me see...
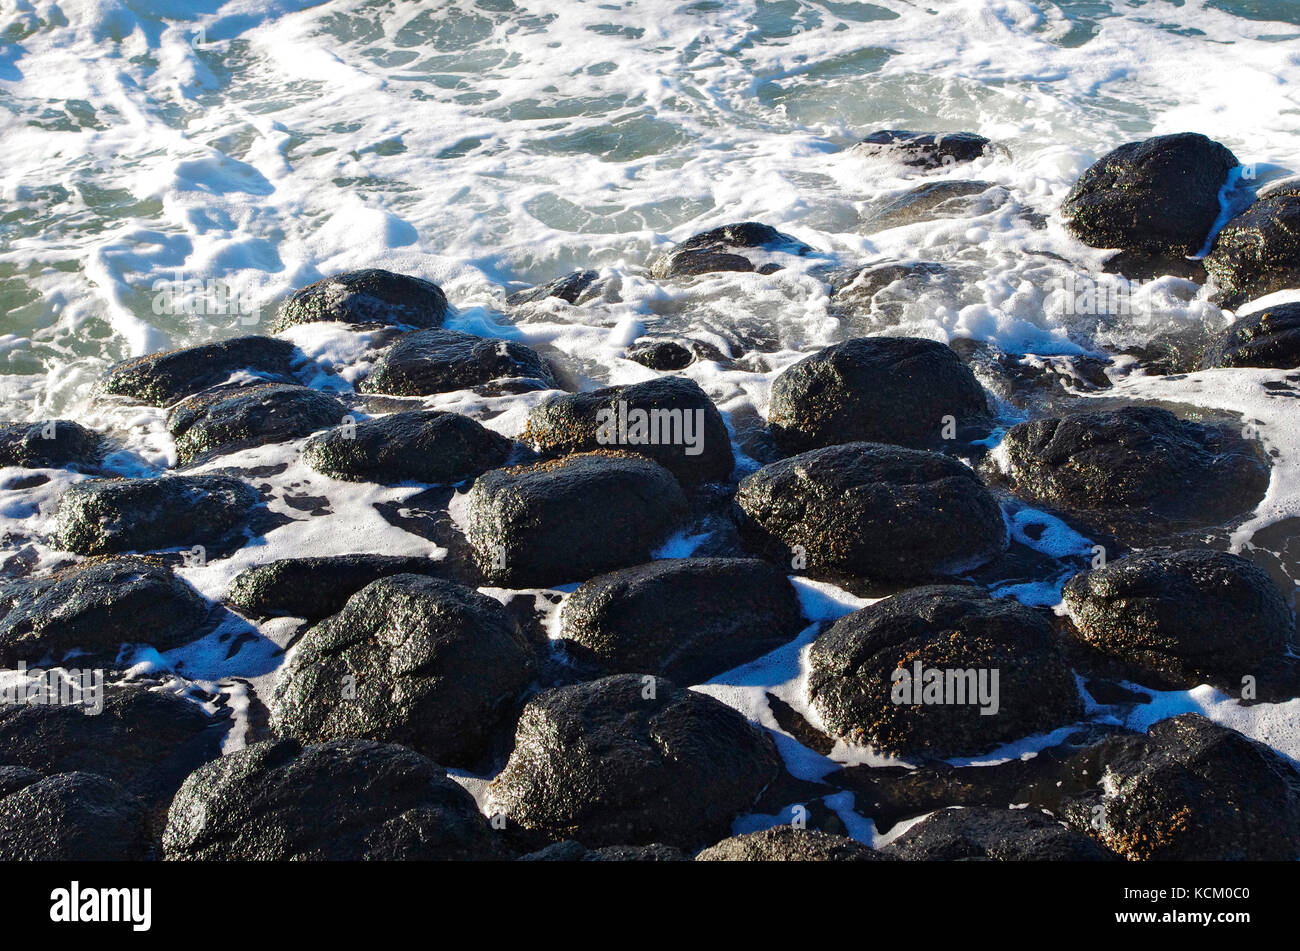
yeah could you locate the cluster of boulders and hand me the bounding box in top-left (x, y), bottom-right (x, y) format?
top-left (1, 125), bottom-right (1299, 862)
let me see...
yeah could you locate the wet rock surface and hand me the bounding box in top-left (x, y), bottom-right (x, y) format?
top-left (651, 222), bottom-right (811, 279)
top-left (166, 382), bottom-right (346, 465)
top-left (359, 327), bottom-right (557, 396)
top-left (163, 737), bottom-right (508, 860)
top-left (1206, 185), bottom-right (1300, 309)
top-left (984, 406), bottom-right (1269, 537)
top-left (882, 806), bottom-right (1117, 861)
top-left (0, 556), bottom-right (209, 665)
top-left (1062, 549), bottom-right (1295, 689)
top-left (1061, 132), bottom-right (1238, 257)
top-left (0, 770), bottom-right (149, 861)
top-left (767, 336), bottom-right (989, 452)
top-left (855, 130), bottom-right (991, 170)
top-left (735, 442), bottom-right (1007, 581)
top-left (302, 410), bottom-right (514, 485)
top-left (507, 269), bottom-right (600, 306)
top-left (52, 474), bottom-right (260, 556)
top-left (101, 336), bottom-right (301, 407)
top-left (1202, 301), bottom-right (1300, 369)
top-left (270, 268), bottom-right (448, 333)
top-left (696, 825), bottom-right (882, 861)
top-left (559, 557), bottom-right (806, 683)
top-left (487, 674), bottom-right (783, 849)
top-left (1061, 714), bottom-right (1300, 861)
top-left (465, 451), bottom-right (688, 587)
top-left (227, 553), bottom-right (448, 621)
top-left (270, 574), bottom-right (535, 766)
top-left (808, 585), bottom-right (1082, 758)
top-left (0, 420), bottom-right (101, 470)
top-left (523, 375), bottom-right (734, 483)
top-left (518, 840), bottom-right (686, 861)
top-left (625, 336), bottom-right (724, 371)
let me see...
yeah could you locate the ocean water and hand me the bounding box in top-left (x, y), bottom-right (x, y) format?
top-left (3, 0), bottom-right (1300, 842)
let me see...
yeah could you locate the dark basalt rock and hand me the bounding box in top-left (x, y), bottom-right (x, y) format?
top-left (1206, 185), bottom-right (1300, 309)
top-left (855, 130), bottom-right (991, 170)
top-left (559, 557), bottom-right (806, 684)
top-left (0, 556), bottom-right (209, 666)
top-left (0, 770), bottom-right (149, 861)
top-left (626, 336), bottom-right (724, 371)
top-left (486, 674), bottom-right (783, 849)
top-left (863, 180), bottom-right (1005, 230)
top-left (808, 585), bottom-right (1081, 758)
top-left (523, 375), bottom-right (734, 484)
top-left (162, 738), bottom-right (508, 860)
top-left (518, 840), bottom-right (686, 861)
top-left (0, 420), bottom-right (101, 470)
top-left (1061, 133), bottom-right (1238, 257)
top-left (1061, 714), bottom-right (1300, 861)
top-left (271, 268), bottom-right (448, 334)
top-left (227, 554), bottom-right (448, 621)
top-left (830, 260), bottom-right (948, 311)
top-left (52, 474), bottom-right (260, 556)
top-left (465, 452), bottom-right (688, 588)
top-left (734, 443), bottom-right (1007, 581)
top-left (982, 406), bottom-right (1269, 534)
top-left (696, 826), bottom-right (881, 861)
top-left (507, 269), bottom-right (600, 306)
top-left (302, 410), bottom-right (514, 486)
top-left (0, 685), bottom-right (228, 815)
top-left (767, 336), bottom-right (989, 453)
top-left (651, 222), bottom-right (811, 279)
top-left (101, 336), bottom-right (300, 407)
top-left (1202, 302), bottom-right (1300, 369)
top-left (166, 382), bottom-right (346, 465)
top-left (1062, 549), bottom-right (1294, 689)
top-left (359, 328), bottom-right (557, 397)
top-left (882, 806), bottom-right (1117, 861)
top-left (270, 575), bottom-right (534, 767)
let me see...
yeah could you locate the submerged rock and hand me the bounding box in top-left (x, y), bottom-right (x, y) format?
top-left (882, 807), bottom-right (1116, 861)
top-left (101, 336), bottom-right (300, 407)
top-left (696, 826), bottom-right (881, 861)
top-left (270, 575), bottom-right (534, 766)
top-left (734, 443), bottom-right (1007, 581)
top-left (166, 382), bottom-right (346, 465)
top-left (227, 553), bottom-right (448, 621)
top-left (651, 222), bottom-right (811, 279)
top-left (855, 130), bottom-right (991, 170)
top-left (767, 336), bottom-right (988, 453)
top-left (1205, 185), bottom-right (1300, 308)
top-left (523, 375), bottom-right (734, 484)
top-left (559, 558), bottom-right (806, 683)
top-left (0, 770), bottom-right (149, 861)
top-left (1201, 302), bottom-right (1300, 369)
top-left (465, 452), bottom-right (688, 588)
top-left (0, 420), bottom-right (101, 470)
top-left (487, 674), bottom-right (782, 849)
top-left (830, 260), bottom-right (948, 311)
top-left (1061, 132), bottom-right (1238, 257)
top-left (359, 328), bottom-right (557, 396)
top-left (163, 738), bottom-right (508, 860)
top-left (807, 585), bottom-right (1081, 758)
top-left (52, 474), bottom-right (260, 556)
top-left (271, 269), bottom-right (448, 333)
top-left (0, 556), bottom-right (208, 665)
top-left (302, 410), bottom-right (514, 485)
top-left (507, 269), bottom-right (600, 306)
top-left (1062, 714), bottom-right (1300, 861)
top-left (983, 406), bottom-right (1269, 534)
top-left (862, 180), bottom-right (1006, 230)
top-left (0, 685), bottom-right (228, 814)
top-left (626, 336), bottom-right (724, 371)
top-left (1062, 549), bottom-right (1294, 689)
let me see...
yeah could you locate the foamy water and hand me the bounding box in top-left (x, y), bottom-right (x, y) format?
top-left (3, 0), bottom-right (1300, 837)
